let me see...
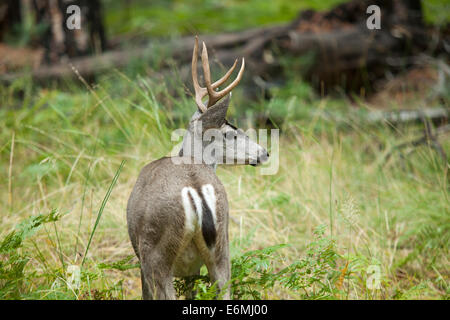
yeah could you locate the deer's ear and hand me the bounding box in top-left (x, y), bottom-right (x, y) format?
top-left (198, 94), bottom-right (230, 130)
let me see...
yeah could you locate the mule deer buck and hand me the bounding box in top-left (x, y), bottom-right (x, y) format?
top-left (127, 37), bottom-right (269, 300)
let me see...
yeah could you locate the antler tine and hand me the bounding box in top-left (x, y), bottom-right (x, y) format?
top-left (212, 58), bottom-right (245, 102)
top-left (201, 42), bottom-right (215, 100)
top-left (201, 42), bottom-right (245, 107)
top-left (192, 36), bottom-right (208, 112)
top-left (211, 59), bottom-right (238, 89)
top-left (193, 38), bottom-right (245, 110)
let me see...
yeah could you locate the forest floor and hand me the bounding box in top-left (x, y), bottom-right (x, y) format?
top-left (0, 0), bottom-right (448, 299)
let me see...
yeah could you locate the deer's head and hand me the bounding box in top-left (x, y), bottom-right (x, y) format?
top-left (180, 37), bottom-right (269, 167)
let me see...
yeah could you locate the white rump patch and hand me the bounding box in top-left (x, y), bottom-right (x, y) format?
top-left (201, 184), bottom-right (217, 226)
top-left (181, 187), bottom-right (202, 232)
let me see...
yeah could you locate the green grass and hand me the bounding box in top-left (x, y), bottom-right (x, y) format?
top-left (0, 0), bottom-right (449, 300)
top-left (104, 0), bottom-right (450, 39)
top-left (0, 63), bottom-right (448, 299)
top-left (104, 0), bottom-right (346, 37)
top-left (423, 0), bottom-right (450, 25)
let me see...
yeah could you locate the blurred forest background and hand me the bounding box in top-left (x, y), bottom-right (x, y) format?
top-left (0, 0), bottom-right (449, 300)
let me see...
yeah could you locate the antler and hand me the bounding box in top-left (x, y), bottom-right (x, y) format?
top-left (192, 36), bottom-right (245, 112)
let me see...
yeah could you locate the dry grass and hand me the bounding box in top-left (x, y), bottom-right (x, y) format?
top-left (0, 70), bottom-right (448, 299)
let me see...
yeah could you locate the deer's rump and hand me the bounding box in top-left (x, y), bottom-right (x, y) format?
top-left (126, 157), bottom-right (229, 277)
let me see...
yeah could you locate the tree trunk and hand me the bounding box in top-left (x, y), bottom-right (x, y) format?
top-left (0, 0), bottom-right (22, 42)
top-left (32, 0), bottom-right (107, 63)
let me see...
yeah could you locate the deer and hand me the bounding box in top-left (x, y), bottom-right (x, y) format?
top-left (126, 36), bottom-right (269, 300)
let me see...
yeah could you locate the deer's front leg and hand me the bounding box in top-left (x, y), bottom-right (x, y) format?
top-left (184, 268), bottom-right (201, 300)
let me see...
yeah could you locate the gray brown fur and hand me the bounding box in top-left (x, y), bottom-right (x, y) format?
top-left (127, 157), bottom-right (230, 299)
top-left (126, 39), bottom-right (268, 300)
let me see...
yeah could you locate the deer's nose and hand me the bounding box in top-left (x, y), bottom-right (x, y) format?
top-left (259, 151), bottom-right (269, 163)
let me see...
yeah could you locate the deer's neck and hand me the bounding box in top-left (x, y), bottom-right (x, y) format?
top-left (179, 133), bottom-right (218, 172)
top-left (179, 146), bottom-right (218, 171)
top-left (178, 111), bottom-right (218, 171)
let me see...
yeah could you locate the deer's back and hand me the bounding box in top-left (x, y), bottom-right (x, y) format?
top-left (126, 157), bottom-right (228, 262)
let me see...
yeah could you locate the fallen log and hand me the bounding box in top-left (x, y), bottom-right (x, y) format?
top-left (0, 24), bottom-right (290, 83)
top-left (366, 108), bottom-right (449, 125)
top-left (263, 107), bottom-right (450, 129)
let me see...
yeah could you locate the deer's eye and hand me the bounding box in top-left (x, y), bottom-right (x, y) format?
top-left (226, 132), bottom-right (236, 140)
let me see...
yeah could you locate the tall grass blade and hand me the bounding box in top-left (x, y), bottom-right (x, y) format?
top-left (81, 160), bottom-right (125, 267)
